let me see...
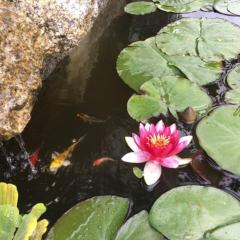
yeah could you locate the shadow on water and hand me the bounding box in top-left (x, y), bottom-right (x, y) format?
top-left (1, 4), bottom-right (240, 235)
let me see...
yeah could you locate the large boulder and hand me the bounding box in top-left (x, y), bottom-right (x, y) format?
top-left (0, 0), bottom-right (119, 139)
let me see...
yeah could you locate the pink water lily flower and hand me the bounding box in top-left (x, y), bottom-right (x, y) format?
top-left (122, 120), bottom-right (192, 185)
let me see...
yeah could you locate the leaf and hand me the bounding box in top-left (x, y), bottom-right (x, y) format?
top-left (30, 219), bottom-right (49, 240)
top-left (14, 203), bottom-right (47, 240)
top-left (133, 167), bottom-right (144, 179)
top-left (127, 77), bottom-right (211, 121)
top-left (46, 196), bottom-right (129, 240)
top-left (156, 18), bottom-right (240, 62)
top-left (225, 88), bottom-right (240, 105)
top-left (115, 211), bottom-right (163, 240)
top-left (149, 185), bottom-right (240, 240)
top-left (196, 105), bottom-right (240, 176)
top-left (228, 1), bottom-right (240, 15)
top-left (214, 0), bottom-right (234, 15)
top-left (124, 1), bottom-right (157, 15)
top-left (117, 37), bottom-right (181, 91)
top-left (0, 182), bottom-right (18, 207)
top-left (226, 64), bottom-right (240, 89)
top-left (0, 205), bottom-right (21, 240)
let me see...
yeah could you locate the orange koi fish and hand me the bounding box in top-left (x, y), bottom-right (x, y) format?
top-left (30, 148), bottom-right (40, 168)
top-left (93, 157), bottom-right (114, 167)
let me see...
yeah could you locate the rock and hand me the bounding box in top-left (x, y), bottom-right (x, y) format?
top-left (0, 0), bottom-right (120, 139)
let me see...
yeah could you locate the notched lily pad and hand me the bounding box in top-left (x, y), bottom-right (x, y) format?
top-left (124, 1), bottom-right (157, 15)
top-left (149, 185), bottom-right (240, 240)
top-left (227, 64), bottom-right (240, 89)
top-left (196, 105), bottom-right (240, 176)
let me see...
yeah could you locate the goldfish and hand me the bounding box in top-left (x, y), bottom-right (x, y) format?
top-left (93, 157), bottom-right (114, 167)
top-left (30, 148), bottom-right (40, 168)
top-left (76, 113), bottom-right (109, 123)
top-left (49, 136), bottom-right (86, 173)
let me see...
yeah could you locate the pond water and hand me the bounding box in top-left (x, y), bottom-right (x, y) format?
top-left (1, 4), bottom-right (240, 235)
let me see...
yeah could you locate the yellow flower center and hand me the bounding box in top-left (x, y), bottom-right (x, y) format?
top-left (147, 134), bottom-right (170, 148)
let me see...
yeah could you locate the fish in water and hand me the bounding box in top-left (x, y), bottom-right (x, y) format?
top-left (76, 113), bottom-right (109, 123)
top-left (93, 157), bottom-right (114, 167)
top-left (30, 148), bottom-right (41, 168)
top-left (50, 136), bottom-right (86, 173)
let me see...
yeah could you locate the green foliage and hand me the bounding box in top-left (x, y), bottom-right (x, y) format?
top-left (149, 185), bottom-right (240, 240)
top-left (0, 182), bottom-right (48, 240)
top-left (124, 2), bottom-right (157, 15)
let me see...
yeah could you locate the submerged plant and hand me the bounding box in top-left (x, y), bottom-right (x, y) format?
top-left (122, 120), bottom-right (192, 185)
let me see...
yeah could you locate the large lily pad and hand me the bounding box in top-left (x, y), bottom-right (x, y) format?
top-left (117, 36), bottom-right (222, 91)
top-left (128, 76), bottom-right (211, 121)
top-left (225, 88), bottom-right (240, 105)
top-left (196, 105), bottom-right (240, 176)
top-left (124, 2), bottom-right (157, 15)
top-left (149, 185), bottom-right (240, 240)
top-left (214, 0), bottom-right (235, 15)
top-left (227, 64), bottom-right (240, 89)
top-left (228, 1), bottom-right (240, 15)
top-left (47, 196), bottom-right (129, 240)
top-left (156, 18), bottom-right (240, 62)
top-left (115, 211), bottom-right (162, 240)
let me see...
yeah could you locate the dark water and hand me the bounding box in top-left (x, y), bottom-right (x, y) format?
top-left (1, 5), bottom-right (240, 236)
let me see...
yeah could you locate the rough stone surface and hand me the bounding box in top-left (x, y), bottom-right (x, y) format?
top-left (0, 0), bottom-right (114, 139)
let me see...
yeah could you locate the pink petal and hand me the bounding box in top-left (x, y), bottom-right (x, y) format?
top-left (139, 123), bottom-right (147, 138)
top-left (156, 120), bottom-right (164, 133)
top-left (160, 156), bottom-right (179, 168)
top-left (170, 124), bottom-right (176, 134)
top-left (145, 123), bottom-right (150, 131)
top-left (169, 142), bottom-right (186, 156)
top-left (125, 137), bottom-right (139, 152)
top-left (121, 152), bottom-right (149, 163)
top-left (149, 124), bottom-right (156, 135)
top-left (144, 161), bottom-right (162, 185)
top-left (132, 133), bottom-right (141, 147)
top-left (175, 156), bottom-right (192, 166)
top-left (179, 136), bottom-right (193, 147)
top-left (163, 127), bottom-right (170, 136)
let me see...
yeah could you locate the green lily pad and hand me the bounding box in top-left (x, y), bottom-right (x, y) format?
top-left (227, 64), bottom-right (240, 89)
top-left (214, 0), bottom-right (234, 15)
top-left (124, 2), bottom-right (157, 15)
top-left (196, 105), bottom-right (240, 176)
top-left (149, 185), bottom-right (240, 240)
top-left (115, 211), bottom-right (162, 240)
top-left (0, 205), bottom-right (20, 240)
top-left (46, 196), bottom-right (129, 240)
top-left (133, 167), bottom-right (144, 179)
top-left (225, 89), bottom-right (240, 104)
top-left (228, 1), bottom-right (240, 15)
top-left (127, 76), bottom-right (211, 121)
top-left (156, 18), bottom-right (240, 62)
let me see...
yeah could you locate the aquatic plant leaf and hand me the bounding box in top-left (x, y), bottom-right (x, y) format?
top-left (228, 1), bottom-right (240, 15)
top-left (0, 182), bottom-right (18, 207)
top-left (225, 89), bottom-right (240, 105)
top-left (117, 37), bottom-right (181, 91)
top-left (133, 167), bottom-right (144, 179)
top-left (124, 1), bottom-right (157, 15)
top-left (149, 185), bottom-right (240, 240)
top-left (156, 18), bottom-right (240, 62)
top-left (46, 196), bottom-right (129, 240)
top-left (115, 211), bottom-right (163, 240)
top-left (14, 203), bottom-right (47, 240)
top-left (196, 105), bottom-right (240, 176)
top-left (227, 64), bottom-right (240, 89)
top-left (128, 77), bottom-right (211, 121)
top-left (153, 0), bottom-right (196, 5)
top-left (30, 219), bottom-right (49, 240)
top-left (0, 205), bottom-right (20, 240)
top-left (206, 221), bottom-right (240, 240)
top-left (155, 0), bottom-right (208, 13)
top-left (213, 0), bottom-right (235, 15)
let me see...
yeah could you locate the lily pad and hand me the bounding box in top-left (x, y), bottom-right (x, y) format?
top-left (227, 64), bottom-right (240, 88)
top-left (156, 18), bottom-right (240, 62)
top-left (115, 211), bottom-right (162, 240)
top-left (225, 89), bottom-right (240, 104)
top-left (228, 1), bottom-right (240, 15)
top-left (214, 0), bottom-right (234, 15)
top-left (149, 185), bottom-right (240, 240)
top-left (196, 105), bottom-right (240, 176)
top-left (124, 2), bottom-right (157, 15)
top-left (47, 196), bottom-right (129, 240)
top-left (127, 76), bottom-right (211, 121)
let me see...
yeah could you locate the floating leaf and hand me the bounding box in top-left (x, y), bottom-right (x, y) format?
top-left (149, 185), bottom-right (240, 240)
top-left (0, 205), bottom-right (21, 240)
top-left (124, 1), bottom-right (157, 15)
top-left (0, 182), bottom-right (18, 207)
top-left (46, 196), bottom-right (129, 240)
top-left (196, 105), bottom-right (240, 176)
top-left (128, 77), bottom-right (211, 121)
top-left (156, 18), bottom-right (240, 62)
top-left (133, 167), bottom-right (144, 179)
top-left (115, 211), bottom-right (162, 240)
top-left (228, 1), bottom-right (240, 15)
top-left (227, 64), bottom-right (240, 89)
top-left (225, 89), bottom-right (240, 104)
top-left (214, 0), bottom-right (234, 15)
